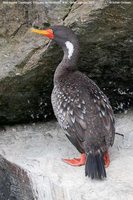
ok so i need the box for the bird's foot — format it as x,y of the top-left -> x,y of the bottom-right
63,153 -> 86,166
103,151 -> 110,168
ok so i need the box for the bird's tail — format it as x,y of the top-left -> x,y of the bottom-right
85,150 -> 106,179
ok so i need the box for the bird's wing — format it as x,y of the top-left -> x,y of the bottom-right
88,80 -> 115,146
63,80 -> 115,151
57,87 -> 88,153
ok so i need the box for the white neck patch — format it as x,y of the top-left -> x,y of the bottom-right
65,41 -> 74,59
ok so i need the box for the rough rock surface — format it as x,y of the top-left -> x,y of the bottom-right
0,110 -> 133,200
0,0 -> 133,124
0,155 -> 34,200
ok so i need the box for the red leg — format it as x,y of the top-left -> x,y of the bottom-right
63,153 -> 86,166
103,151 -> 110,168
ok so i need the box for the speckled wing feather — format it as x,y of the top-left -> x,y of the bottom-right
64,95 -> 88,152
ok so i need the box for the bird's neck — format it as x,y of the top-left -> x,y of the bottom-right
54,40 -> 79,83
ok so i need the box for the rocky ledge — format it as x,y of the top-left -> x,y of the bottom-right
0,110 -> 133,199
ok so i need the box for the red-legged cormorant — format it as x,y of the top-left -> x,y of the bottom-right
31,26 -> 115,179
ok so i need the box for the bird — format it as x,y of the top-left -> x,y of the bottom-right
31,25 -> 115,179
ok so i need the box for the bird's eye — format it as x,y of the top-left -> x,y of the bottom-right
42,22 -> 51,28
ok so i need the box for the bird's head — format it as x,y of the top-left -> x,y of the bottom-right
31,25 -> 75,41
31,25 -> 79,59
